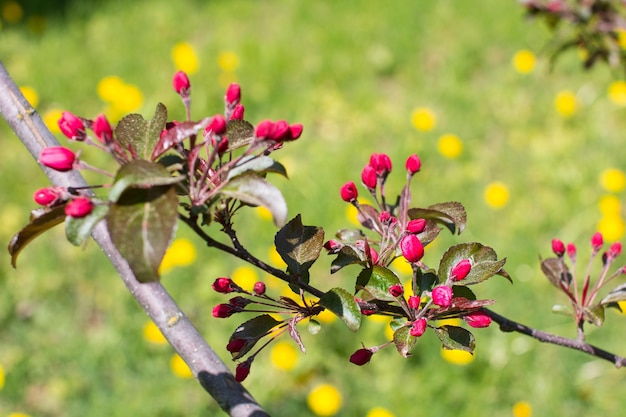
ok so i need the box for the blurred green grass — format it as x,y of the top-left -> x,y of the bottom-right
1,0 -> 626,416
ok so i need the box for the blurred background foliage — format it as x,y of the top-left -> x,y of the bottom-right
1,0 -> 626,416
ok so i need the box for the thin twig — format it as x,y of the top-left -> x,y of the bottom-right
0,61 -> 269,417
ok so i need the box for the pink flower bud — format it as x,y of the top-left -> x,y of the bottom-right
406,218 -> 426,234
432,285 -> 453,308
324,239 -> 343,253
58,111 -> 86,141
389,284 -> 404,298
255,120 -> 275,139
361,164 -> 377,190
270,120 -> 290,141
205,114 -> 227,136
235,359 -> 252,382
463,311 -> 492,328
172,71 -> 190,94
212,303 -> 238,318
253,281 -> 266,295
92,114 -> 113,144
410,318 -> 427,337
349,348 -> 373,366
609,242 -> 622,259
340,181 -> 358,203
226,338 -> 246,353
231,104 -> 245,120
64,197 -> 94,218
369,246 -> 379,265
225,83 -> 241,105
591,232 -> 604,252
212,277 -> 237,293
451,259 -> 472,281
408,295 -> 420,309
405,154 -> 421,175
287,123 -> 303,140
400,234 -> 424,263
379,211 -> 397,225
567,243 -> 577,260
39,146 -> 76,172
551,238 -> 565,257
211,135 -> 229,155
369,153 -> 392,177
33,187 -> 61,206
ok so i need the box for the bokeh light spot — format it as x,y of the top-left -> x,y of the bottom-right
484,181 -> 510,209
2,1 -> 23,23
217,51 -> 240,72
231,265 -> 259,292
598,195 -> 622,216
608,81 -> 626,106
43,108 -> 64,134
512,401 -> 533,417
512,49 -> 536,74
600,168 -> 626,192
19,86 -> 38,108
554,90 -> 578,118
598,215 -> 625,241
366,407 -> 396,417
160,238 -> 197,274
170,354 -> 193,378
441,348 -> 474,365
143,320 -> 168,345
172,42 -> 199,74
307,383 -> 343,416
437,133 -> 463,159
411,107 -> 436,132
270,341 -> 299,370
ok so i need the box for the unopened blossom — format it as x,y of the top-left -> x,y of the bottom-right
349,348 -> 374,366
406,218 -> 426,234
340,181 -> 358,203
464,311 -> 492,328
591,232 -> 604,252
65,197 -> 94,218
212,277 -> 237,293
405,154 -> 421,175
92,114 -> 113,144
451,259 -> 472,281
432,285 -> 453,308
389,284 -> 404,298
33,187 -> 61,206
235,359 -> 252,382
58,111 -> 86,141
226,338 -> 246,353
212,303 -> 239,318
253,281 -> 266,295
369,153 -> 392,177
410,318 -> 427,337
225,82 -> 241,105
400,234 -> 424,263
172,71 -> 190,94
551,238 -> 565,257
39,146 -> 76,172
361,164 -> 377,190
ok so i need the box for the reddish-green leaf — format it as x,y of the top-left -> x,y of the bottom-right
330,245 -> 366,274
408,201 -> 466,235
109,159 -> 183,203
357,265 -> 402,302
434,325 -> 475,353
584,305 -> 605,326
225,119 -> 255,151
151,117 -> 211,160
229,314 -> 283,360
438,242 -> 509,285
115,103 -> 168,160
541,257 -> 572,290
319,287 -> 361,331
227,155 -> 287,180
274,214 -> 324,276
393,326 -> 417,358
65,203 -> 109,246
220,175 -> 287,227
356,203 -> 383,234
8,205 -> 66,268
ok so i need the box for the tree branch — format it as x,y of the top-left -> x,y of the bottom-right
0,61 -> 269,417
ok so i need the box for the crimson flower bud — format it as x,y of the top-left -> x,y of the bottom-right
408,295 -> 420,309
58,111 -> 86,141
432,285 -> 453,308
451,259 -> 472,281
33,187 -> 61,206
463,311 -> 492,328
410,318 -> 427,337
406,218 -> 426,234
591,232 -> 604,252
205,114 -> 227,136
225,83 -> 241,105
609,242 -> 622,259
400,234 -> 424,263
340,181 -> 358,203
369,247 -> 379,265
65,197 -> 94,218
369,153 -> 392,177
349,348 -> 373,366
231,104 -> 245,120
212,303 -> 238,318
253,281 -> 266,295
255,120 -> 275,139
389,284 -> 404,298
361,164 -> 377,190
39,146 -> 76,172
405,154 -> 421,175
212,277 -> 237,293
92,114 -> 113,144
567,243 -> 577,260
211,135 -> 229,155
287,123 -> 303,140
226,338 -> 246,353
172,71 -> 190,94
551,238 -> 565,257
235,359 -> 252,382
324,239 -> 343,253
270,120 -> 290,141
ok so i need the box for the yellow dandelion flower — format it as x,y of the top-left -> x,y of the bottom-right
598,195 -> 622,216
160,238 -> 197,274
384,320 -> 395,341
317,308 -> 337,323
600,168 -> 626,192
617,29 -> 626,49
217,51 -> 240,72
441,348 -> 474,365
270,341 -> 299,371
366,407 -> 396,417
512,50 -> 536,74
608,81 -> 626,106
97,76 -> 126,103
307,383 -> 343,416
19,86 -> 39,108
43,108 -> 64,134
438,318 -> 462,327
27,15 -> 46,34
598,215 -> 625,241
0,362 -> 4,390
256,206 -> 273,221
232,265 -> 259,292
112,83 -> 144,113
218,71 -> 239,89
346,198 -> 372,226
269,246 -> 287,269
8,414 -> 32,417
143,320 -> 168,345
172,42 -> 199,75
390,256 -> 413,276
484,181 -> 510,209
437,133 -> 463,159
554,90 -> 578,118
2,1 -> 23,23
618,300 -> 626,313
170,353 -> 193,378
512,401 -> 533,417
411,107 -> 437,132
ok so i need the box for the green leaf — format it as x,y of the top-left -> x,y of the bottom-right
335,228 -> 366,243
115,103 -> 168,160
274,214 -> 324,276
106,180 -> 179,283
319,287 -> 361,331
540,257 -> 572,290
437,242 -> 508,285
307,319 -> 322,335
601,283 -> 626,305
229,314 -> 282,360
330,245 -> 366,274
434,325 -> 475,353
65,203 -> 109,246
393,326 -> 417,358
8,205 -> 66,268
151,117 -> 211,160
220,175 -> 287,227
109,159 -> 184,203
583,305 -> 605,327
225,119 -> 255,151
227,155 -> 288,180
357,265 -> 401,302
408,201 -> 466,235
552,304 -> 574,317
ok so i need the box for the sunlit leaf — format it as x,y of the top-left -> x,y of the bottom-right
319,287 -> 361,331
408,201 -> 466,235
274,214 -> 324,276
330,245 -> 365,274
601,283 -> 626,305
434,325 -> 475,353
438,242 -> 508,285
583,305 -> 605,327
220,175 -> 287,227
65,203 -> 109,246
225,119 -> 255,151
541,257 -> 572,290
108,159 -> 184,203
115,103 -> 168,160
357,265 -> 401,302
393,326 -> 417,358
229,314 -> 282,360
227,155 -> 287,180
